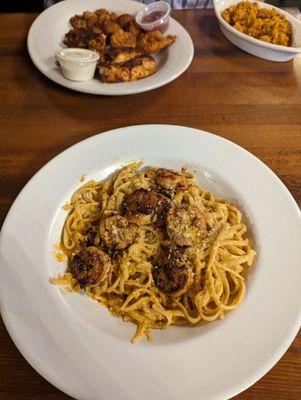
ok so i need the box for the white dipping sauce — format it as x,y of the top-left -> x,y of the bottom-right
57,48 -> 100,81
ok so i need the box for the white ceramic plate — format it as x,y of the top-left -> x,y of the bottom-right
1,125 -> 301,400
27,0 -> 193,95
214,0 -> 301,62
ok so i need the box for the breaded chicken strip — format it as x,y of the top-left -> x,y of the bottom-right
102,20 -> 121,36
70,9 -> 117,29
110,28 -> 137,48
105,47 -> 142,64
116,14 -> 141,38
70,13 -> 100,29
138,30 -> 176,53
64,28 -> 106,56
99,55 -> 157,83
116,14 -> 134,28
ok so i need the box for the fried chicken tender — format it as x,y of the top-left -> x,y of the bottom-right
127,22 -> 142,38
138,30 -> 176,53
94,9 -> 118,24
64,28 -> 106,54
116,14 -> 141,38
88,36 -> 106,56
99,56 -> 157,83
105,48 -> 142,64
95,8 -> 110,19
70,9 -> 118,30
102,20 -> 121,35
70,15 -> 91,29
107,11 -> 118,21
167,205 -> 207,246
70,13 -> 101,30
153,247 -> 194,298
99,215 -> 137,250
117,14 -> 134,28
110,28 -> 137,48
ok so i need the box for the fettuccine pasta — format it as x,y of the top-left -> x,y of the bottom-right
52,163 -> 256,343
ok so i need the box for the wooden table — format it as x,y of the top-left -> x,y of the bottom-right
0,10 -> 300,400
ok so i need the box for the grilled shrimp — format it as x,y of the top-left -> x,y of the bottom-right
152,247 -> 194,297
99,215 -> 137,250
70,246 -> 111,289
121,188 -> 172,226
155,168 -> 192,190
167,205 -> 207,246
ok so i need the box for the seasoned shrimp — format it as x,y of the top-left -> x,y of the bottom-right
155,168 -> 192,190
121,188 -> 172,226
152,247 -> 194,297
167,205 -> 207,246
70,246 -> 111,289
99,215 -> 137,250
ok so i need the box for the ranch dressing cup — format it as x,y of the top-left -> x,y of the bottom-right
57,48 -> 100,81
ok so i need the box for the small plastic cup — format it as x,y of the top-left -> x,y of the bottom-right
56,48 -> 100,81
135,1 -> 171,34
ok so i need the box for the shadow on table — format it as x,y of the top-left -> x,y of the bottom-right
13,39 -> 172,126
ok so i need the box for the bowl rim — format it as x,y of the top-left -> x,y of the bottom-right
213,0 -> 301,53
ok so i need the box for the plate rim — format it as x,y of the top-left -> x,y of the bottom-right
1,124 -> 301,400
27,0 -> 194,96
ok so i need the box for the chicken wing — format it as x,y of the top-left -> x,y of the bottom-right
138,30 -> 176,53
99,55 -> 157,83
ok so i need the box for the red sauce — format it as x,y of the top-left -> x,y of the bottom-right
140,10 -> 169,33
141,10 -> 166,23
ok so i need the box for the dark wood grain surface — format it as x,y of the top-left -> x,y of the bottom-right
0,10 -> 300,400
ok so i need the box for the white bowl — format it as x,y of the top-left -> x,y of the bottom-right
213,0 -> 301,61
